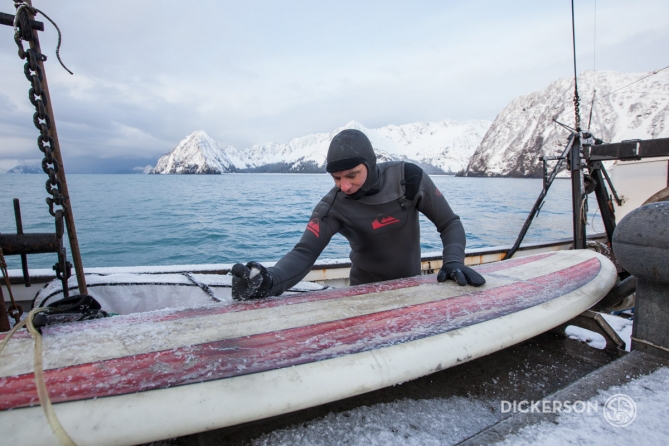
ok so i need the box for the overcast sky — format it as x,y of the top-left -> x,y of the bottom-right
1,0 -> 668,173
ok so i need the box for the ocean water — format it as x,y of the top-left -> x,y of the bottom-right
0,174 -> 604,270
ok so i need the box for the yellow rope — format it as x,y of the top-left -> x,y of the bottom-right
0,307 -> 77,445
0,318 -> 26,356
25,307 -> 77,446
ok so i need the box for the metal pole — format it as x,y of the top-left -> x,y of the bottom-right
13,198 -> 31,286
0,285 -> 10,332
570,133 -> 586,249
23,1 -> 87,294
503,134 -> 575,259
589,162 -> 617,243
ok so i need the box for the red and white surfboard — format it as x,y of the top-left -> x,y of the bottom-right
0,250 -> 616,446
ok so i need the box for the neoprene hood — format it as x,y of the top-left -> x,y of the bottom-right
326,129 -> 379,198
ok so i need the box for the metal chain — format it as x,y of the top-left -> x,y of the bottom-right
14,3 -> 70,218
53,210 -> 72,298
13,2 -> 72,295
573,88 -> 581,133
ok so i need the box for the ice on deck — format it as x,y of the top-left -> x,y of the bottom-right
251,351 -> 667,446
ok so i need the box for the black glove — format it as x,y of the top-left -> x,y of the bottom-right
437,262 -> 486,287
231,261 -> 273,301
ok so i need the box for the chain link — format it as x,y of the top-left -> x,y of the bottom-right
13,1 -> 72,295
14,3 -> 69,218
573,90 -> 581,132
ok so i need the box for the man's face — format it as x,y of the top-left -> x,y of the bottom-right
331,164 -> 368,195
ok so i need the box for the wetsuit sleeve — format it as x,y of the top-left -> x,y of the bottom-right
414,173 -> 466,264
267,200 -> 341,295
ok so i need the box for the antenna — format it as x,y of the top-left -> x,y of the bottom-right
571,0 -> 581,132
587,0 -> 597,131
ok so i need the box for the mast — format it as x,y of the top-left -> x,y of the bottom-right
570,0 -> 586,250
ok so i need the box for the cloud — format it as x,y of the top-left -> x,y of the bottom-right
1,0 -> 667,173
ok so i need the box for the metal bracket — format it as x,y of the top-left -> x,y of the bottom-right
0,11 -> 44,30
552,310 -> 627,355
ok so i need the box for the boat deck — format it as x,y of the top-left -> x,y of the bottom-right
157,330 -> 663,445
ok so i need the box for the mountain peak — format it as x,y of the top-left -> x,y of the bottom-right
154,70 -> 669,177
189,129 -> 210,139
152,119 -> 492,175
465,69 -> 669,177
152,130 -> 232,174
340,121 -> 366,131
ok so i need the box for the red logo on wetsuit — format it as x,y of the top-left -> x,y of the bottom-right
371,215 -> 400,230
306,217 -> 320,237
435,187 -> 442,196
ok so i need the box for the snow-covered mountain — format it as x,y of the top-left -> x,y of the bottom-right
133,165 -> 154,174
465,70 -> 669,177
151,131 -> 238,174
6,164 -> 42,174
152,120 -> 491,175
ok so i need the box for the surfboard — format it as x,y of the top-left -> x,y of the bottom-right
0,250 -> 617,446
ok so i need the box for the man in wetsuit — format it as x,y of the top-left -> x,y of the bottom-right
231,129 -> 485,300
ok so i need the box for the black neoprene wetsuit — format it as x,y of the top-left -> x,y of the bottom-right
267,161 -> 466,295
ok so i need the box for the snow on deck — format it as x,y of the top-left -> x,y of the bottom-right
492,367 -> 669,446
253,397 -> 501,445
248,365 -> 669,445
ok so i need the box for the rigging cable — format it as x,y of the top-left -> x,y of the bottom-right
586,0 -> 597,132
571,0 -> 581,132
592,65 -> 669,103
557,64 -> 669,135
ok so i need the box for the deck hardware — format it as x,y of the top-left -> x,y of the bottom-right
13,199 -> 30,286
183,272 -> 222,302
0,11 -> 43,30
503,134 -> 576,259
553,309 -> 627,354
0,249 -> 23,330
613,202 -> 669,359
